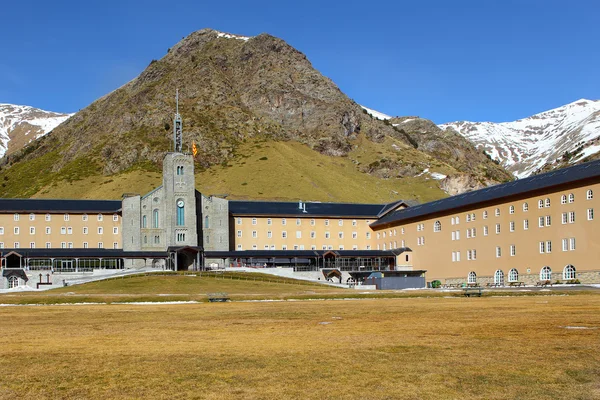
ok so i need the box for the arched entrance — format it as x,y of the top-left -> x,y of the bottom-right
168,246 -> 202,271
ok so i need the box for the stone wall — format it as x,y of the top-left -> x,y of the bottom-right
444,269 -> 600,286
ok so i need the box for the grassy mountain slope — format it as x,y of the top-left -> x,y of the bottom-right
0,29 -> 512,202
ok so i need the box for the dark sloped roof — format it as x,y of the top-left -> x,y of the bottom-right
0,248 -> 166,258
372,159 -> 600,228
229,200 -> 407,218
0,199 -> 122,213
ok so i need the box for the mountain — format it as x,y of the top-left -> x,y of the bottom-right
441,99 -> 600,178
0,29 -> 511,201
0,103 -> 71,158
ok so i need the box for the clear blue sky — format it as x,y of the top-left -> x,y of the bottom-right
1,0 -> 598,124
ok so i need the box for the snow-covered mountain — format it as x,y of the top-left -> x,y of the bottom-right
441,99 -> 600,178
0,103 -> 72,158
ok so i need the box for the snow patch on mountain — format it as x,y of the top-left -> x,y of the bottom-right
441,99 -> 600,178
0,103 -> 72,158
216,31 -> 251,41
360,105 -> 391,120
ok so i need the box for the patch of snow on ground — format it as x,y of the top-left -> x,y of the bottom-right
430,172 -> 447,180
216,31 -> 250,41
360,105 -> 391,120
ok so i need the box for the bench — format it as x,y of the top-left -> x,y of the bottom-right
463,287 -> 484,297
486,283 -> 502,288
536,280 -> 552,287
508,281 -> 525,287
207,292 -> 230,302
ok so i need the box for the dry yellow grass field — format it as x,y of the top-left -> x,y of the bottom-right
1,294 -> 599,399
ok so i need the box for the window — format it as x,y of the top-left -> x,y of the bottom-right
30,242 -> 35,248
14,242 -> 20,248
97,214 -> 103,221
45,227 -> 51,234
237,230 -> 242,238
452,231 -> 456,241
451,217 -> 455,225
46,242 -> 51,248
236,218 -> 242,225
455,216 -> 460,224
562,238 -> 568,252
282,219 -> 287,226
113,242 -> 118,249
456,251 -> 460,261
68,242 -> 73,249
113,214 -> 118,221
538,200 -> 544,209
30,227 -> 35,235
8,276 -> 19,288
494,270 -> 505,285
352,232 -> 357,239
468,271 -> 477,284
471,228 -> 476,237
562,212 -> 568,224
142,215 -> 147,228
366,232 -> 371,239
456,230 -> 460,240
546,240 -> 552,253
561,195 -> 567,204
176,166 -> 184,175
509,205 -> 515,214
153,209 -> 159,228
496,247 -> 501,258
588,208 -> 594,220
484,226 -> 489,236
466,229 -> 471,239
482,211 -> 488,219
176,232 -> 186,242
98,227 -> 103,234
510,244 -> 516,256
0,227 -> 3,235
67,227 -> 72,235
495,208 -> 500,217
60,227 -> 66,234
29,213 -> 35,221
98,242 -> 104,249
296,218 -> 301,226
495,224 -> 501,234
466,250 -> 471,260
466,214 -> 471,223
338,232 -> 344,239
569,211 -> 575,223
540,266 -> 552,281
267,231 -> 272,238
324,220 -> 329,226
267,218 -> 272,225
14,227 -> 19,235
510,221 -> 515,232
452,252 -> 456,262
45,214 -> 51,221
570,237 -> 576,251
282,231 -> 287,238
237,244 -> 243,250
545,198 -> 551,207
352,220 -> 357,227
538,217 -> 545,228
296,231 -> 301,239
563,265 -> 576,280
338,219 -> 343,226
434,220 -> 441,232
83,227 -> 88,234
471,213 -> 475,221
539,241 -> 545,253
14,213 -> 19,221
252,218 -> 257,225
587,190 -> 593,200
568,193 -> 574,203
523,219 -> 529,230
325,232 -> 330,239
546,216 -> 551,226
176,201 -> 185,226
508,268 -> 519,282
523,202 -> 528,212
154,236 -> 160,244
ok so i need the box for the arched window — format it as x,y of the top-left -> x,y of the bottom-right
434,220 -> 442,232
545,198 -> 551,207
495,208 -> 500,216
483,211 -> 488,219
563,265 -> 576,280
494,270 -> 505,285
142,215 -> 147,228
509,205 -> 515,214
538,200 -> 544,209
153,209 -> 159,228
561,195 -> 567,204
383,243 -> 386,250
468,271 -> 477,284
144,235 -> 147,244
568,193 -> 574,203
176,200 -> 185,226
587,190 -> 593,200
204,215 -> 209,228
540,266 -> 552,281
508,268 -> 519,282
8,276 -> 19,288
523,202 -> 528,212
176,166 -> 184,175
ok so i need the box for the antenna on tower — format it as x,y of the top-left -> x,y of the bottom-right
173,89 -> 182,153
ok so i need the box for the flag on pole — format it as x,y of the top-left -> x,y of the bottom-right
192,141 -> 198,157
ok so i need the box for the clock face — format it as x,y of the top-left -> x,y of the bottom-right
177,200 -> 184,207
